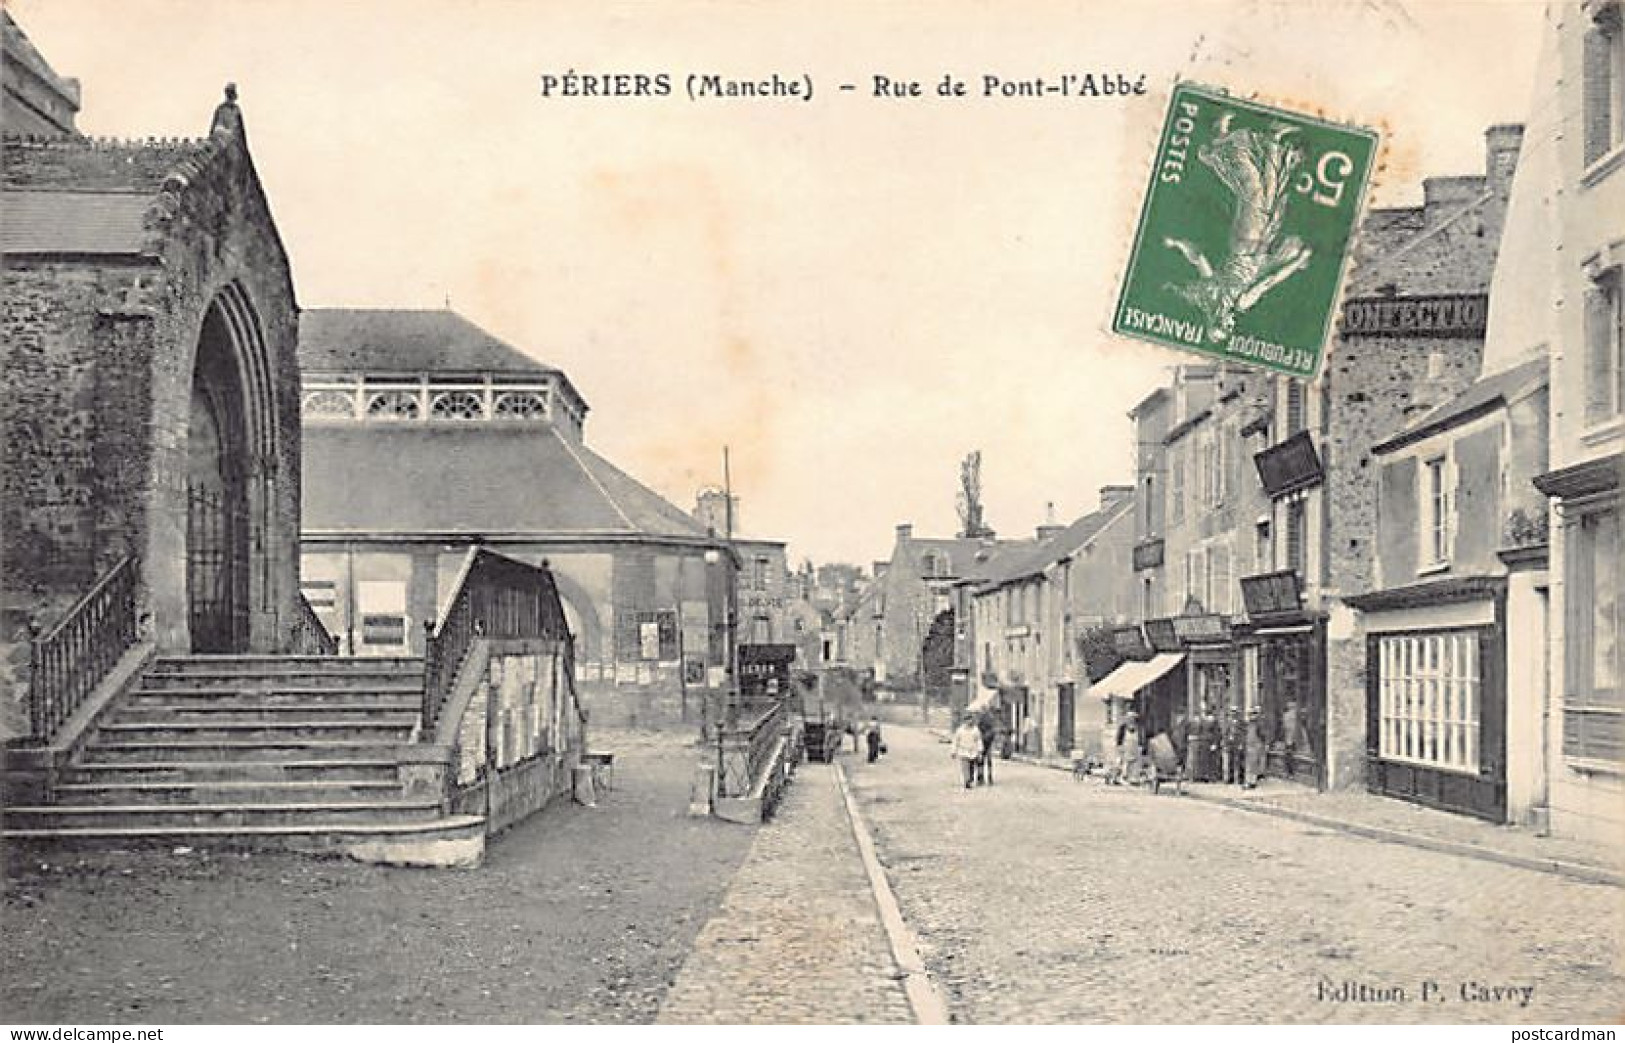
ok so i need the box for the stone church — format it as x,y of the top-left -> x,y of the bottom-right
2,13 -> 303,733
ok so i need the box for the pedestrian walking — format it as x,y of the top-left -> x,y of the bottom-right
866,716 -> 883,763
1115,710 -> 1144,785
1243,708 -> 1266,789
951,714 -> 983,789
975,709 -> 997,786
1221,705 -> 1244,784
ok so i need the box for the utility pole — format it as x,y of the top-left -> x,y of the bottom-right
723,445 -> 739,728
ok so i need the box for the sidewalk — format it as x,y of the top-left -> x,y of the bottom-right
1184,778 -> 1623,887
655,762 -> 917,1025
999,742 -> 1622,888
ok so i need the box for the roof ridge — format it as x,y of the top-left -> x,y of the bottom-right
547,427 -> 636,531
1,133 -> 211,150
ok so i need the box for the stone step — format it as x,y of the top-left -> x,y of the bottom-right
4,799 -> 446,831
62,759 -> 402,784
113,702 -> 420,723
0,815 -> 487,867
138,675 -> 424,694
94,720 -> 416,743
51,779 -> 404,805
150,655 -> 423,677
80,739 -> 406,764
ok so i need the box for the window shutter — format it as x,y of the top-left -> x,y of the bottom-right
1586,284 -> 1615,423
1214,544 -> 1232,615
1286,381 -> 1306,435
1583,25 -> 1614,166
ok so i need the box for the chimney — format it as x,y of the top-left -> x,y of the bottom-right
1099,484 -> 1135,509
895,522 -> 913,542
872,561 -> 889,578
1484,123 -> 1524,196
1423,175 -> 1485,222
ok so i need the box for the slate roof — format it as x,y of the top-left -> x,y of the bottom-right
909,537 -> 1038,580
1371,355 -> 1548,454
978,497 -> 1135,591
301,422 -> 712,542
0,189 -> 155,255
301,308 -> 556,375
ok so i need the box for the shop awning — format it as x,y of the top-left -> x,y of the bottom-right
1092,653 -> 1186,699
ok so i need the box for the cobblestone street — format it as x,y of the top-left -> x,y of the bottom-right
657,762 -> 915,1024
845,726 -> 1625,1024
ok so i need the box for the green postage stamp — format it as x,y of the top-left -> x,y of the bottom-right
1113,83 -> 1378,380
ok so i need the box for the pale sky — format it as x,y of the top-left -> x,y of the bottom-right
9,0 -> 1546,567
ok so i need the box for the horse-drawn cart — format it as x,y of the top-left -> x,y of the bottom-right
802,716 -> 843,762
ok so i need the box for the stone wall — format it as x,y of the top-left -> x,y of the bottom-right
2,114 -> 302,655
450,639 -> 584,834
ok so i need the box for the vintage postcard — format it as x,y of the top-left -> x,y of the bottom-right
1,0 -> 1621,1032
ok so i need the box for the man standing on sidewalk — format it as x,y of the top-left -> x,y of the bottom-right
952,714 -> 983,789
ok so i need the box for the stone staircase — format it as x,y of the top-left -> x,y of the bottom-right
3,655 -> 484,863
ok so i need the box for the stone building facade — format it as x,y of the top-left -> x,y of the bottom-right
1519,0 -> 1625,844
1350,358 -> 1549,822
873,524 -> 1032,689
2,77 -> 303,682
1313,124 -> 1525,790
969,487 -> 1136,761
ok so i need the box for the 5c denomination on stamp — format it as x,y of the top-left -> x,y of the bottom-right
1113,82 -> 1378,380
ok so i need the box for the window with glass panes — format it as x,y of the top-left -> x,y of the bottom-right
1583,268 -> 1624,425
1284,496 -> 1307,573
1377,629 -> 1482,772
1565,506 -> 1623,765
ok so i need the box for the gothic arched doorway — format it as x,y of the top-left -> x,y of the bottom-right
186,299 -> 253,652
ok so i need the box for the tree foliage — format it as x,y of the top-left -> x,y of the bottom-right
957,450 -> 993,539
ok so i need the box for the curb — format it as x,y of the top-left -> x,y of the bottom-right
833,763 -> 951,1026
1184,790 -> 1625,889
1004,749 -> 1623,890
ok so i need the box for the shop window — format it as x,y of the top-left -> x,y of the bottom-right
1565,507 -> 1623,766
1376,630 -> 1482,773
1584,268 -> 1624,425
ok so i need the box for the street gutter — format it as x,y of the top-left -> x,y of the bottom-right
833,763 -> 951,1026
